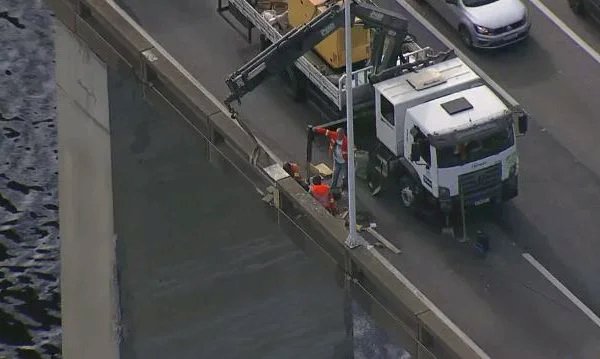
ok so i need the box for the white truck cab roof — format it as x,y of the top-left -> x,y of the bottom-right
373,56 -> 481,113
407,85 -> 509,137
373,56 -> 510,156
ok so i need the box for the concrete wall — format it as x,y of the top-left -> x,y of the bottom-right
56,19 -> 119,359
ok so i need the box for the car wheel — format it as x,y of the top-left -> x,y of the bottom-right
568,0 -> 585,15
459,25 -> 473,47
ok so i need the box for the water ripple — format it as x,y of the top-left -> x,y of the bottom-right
0,0 -> 60,357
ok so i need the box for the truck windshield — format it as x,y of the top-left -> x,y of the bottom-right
436,125 -> 514,168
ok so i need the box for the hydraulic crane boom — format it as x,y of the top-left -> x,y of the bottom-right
224,0 -> 408,113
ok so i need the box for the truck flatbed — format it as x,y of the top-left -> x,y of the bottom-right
218,0 -> 430,116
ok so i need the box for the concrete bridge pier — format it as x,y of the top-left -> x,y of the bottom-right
56,18 -> 120,359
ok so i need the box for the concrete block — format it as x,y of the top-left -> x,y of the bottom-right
263,163 -> 290,182
311,162 -> 333,177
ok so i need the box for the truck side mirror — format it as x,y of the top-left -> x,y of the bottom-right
512,109 -> 528,136
517,115 -> 528,135
410,143 -> 420,162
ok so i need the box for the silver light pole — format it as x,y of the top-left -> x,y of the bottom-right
344,0 -> 360,249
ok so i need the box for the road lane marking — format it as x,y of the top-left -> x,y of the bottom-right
367,247 -> 491,358
522,253 -> 600,328
365,227 -> 402,254
527,0 -> 600,64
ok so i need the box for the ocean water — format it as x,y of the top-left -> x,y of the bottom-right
0,0 -> 61,358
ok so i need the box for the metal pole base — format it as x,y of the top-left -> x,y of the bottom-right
441,226 -> 455,239
345,233 -> 364,249
457,235 -> 469,243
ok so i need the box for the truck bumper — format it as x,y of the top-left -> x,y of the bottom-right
439,175 -> 519,212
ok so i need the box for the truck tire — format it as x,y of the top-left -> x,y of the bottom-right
367,157 -> 383,195
400,178 -> 418,208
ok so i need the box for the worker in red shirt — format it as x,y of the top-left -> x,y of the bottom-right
309,175 -> 336,213
313,127 -> 348,190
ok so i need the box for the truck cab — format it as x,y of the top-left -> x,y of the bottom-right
372,56 -> 526,213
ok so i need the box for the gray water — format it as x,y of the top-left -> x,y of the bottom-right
0,0 -> 61,358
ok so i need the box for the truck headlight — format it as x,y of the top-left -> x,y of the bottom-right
475,25 -> 491,35
439,186 -> 450,199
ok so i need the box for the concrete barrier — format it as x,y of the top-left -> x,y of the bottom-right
49,0 -> 489,357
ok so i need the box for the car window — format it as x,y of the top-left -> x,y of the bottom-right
462,0 -> 500,7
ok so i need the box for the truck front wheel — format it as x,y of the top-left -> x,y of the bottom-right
400,180 -> 418,208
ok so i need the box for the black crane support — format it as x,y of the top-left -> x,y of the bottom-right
368,48 -> 455,84
223,0 -> 409,114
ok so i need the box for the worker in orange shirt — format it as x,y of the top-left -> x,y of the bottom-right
309,175 -> 336,213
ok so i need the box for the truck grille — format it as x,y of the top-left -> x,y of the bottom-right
459,163 -> 501,200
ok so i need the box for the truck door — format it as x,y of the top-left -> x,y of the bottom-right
376,93 -> 400,155
409,126 -> 434,191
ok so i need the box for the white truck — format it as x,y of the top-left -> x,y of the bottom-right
367,57 -> 526,219
220,0 -> 528,230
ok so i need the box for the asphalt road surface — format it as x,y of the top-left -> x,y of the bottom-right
115,0 -> 600,357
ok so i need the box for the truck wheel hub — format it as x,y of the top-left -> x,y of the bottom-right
401,187 -> 415,207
